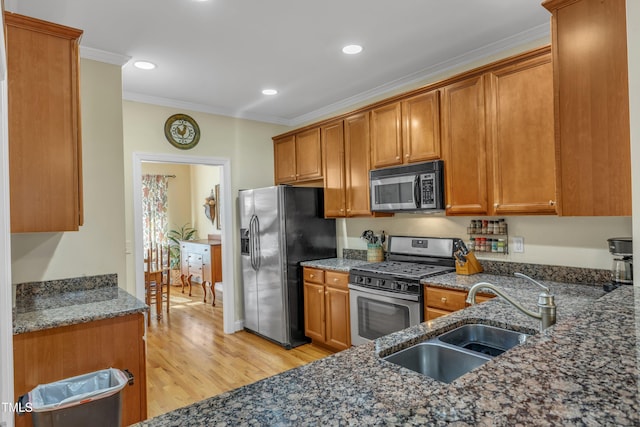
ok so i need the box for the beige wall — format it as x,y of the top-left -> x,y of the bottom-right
191,164 -> 221,238
122,101 -> 288,303
339,216 -> 631,270
11,59 -> 127,287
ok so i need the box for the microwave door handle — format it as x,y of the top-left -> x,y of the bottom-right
414,174 -> 421,208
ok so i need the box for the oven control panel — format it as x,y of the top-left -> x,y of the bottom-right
349,273 -> 421,295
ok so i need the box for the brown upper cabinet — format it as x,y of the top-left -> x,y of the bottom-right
543,0 -> 631,216
441,75 -> 489,215
273,127 -> 322,184
322,113 -> 374,218
442,47 -> 555,216
486,51 -> 556,215
6,13 -> 84,232
370,90 -> 441,169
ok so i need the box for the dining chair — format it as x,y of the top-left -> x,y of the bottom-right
144,244 -> 171,325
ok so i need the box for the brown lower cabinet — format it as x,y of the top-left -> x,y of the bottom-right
13,313 -> 147,427
424,285 -> 494,320
303,267 -> 351,351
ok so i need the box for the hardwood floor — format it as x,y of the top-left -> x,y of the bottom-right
145,285 -> 334,418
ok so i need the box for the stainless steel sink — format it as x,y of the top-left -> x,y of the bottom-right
383,324 -> 530,383
437,324 -> 529,357
383,341 -> 490,384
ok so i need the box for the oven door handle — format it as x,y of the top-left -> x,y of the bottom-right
348,283 -> 420,302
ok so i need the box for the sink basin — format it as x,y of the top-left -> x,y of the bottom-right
383,341 -> 490,384
437,324 -> 529,357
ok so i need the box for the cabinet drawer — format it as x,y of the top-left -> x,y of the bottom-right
324,271 -> 349,289
425,286 -> 467,311
304,267 -> 325,284
425,306 -> 453,321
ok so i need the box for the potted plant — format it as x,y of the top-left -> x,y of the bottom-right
167,223 -> 197,284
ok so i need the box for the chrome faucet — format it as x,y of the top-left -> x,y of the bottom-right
465,273 -> 557,332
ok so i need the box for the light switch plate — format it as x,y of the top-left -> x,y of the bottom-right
512,236 -> 524,253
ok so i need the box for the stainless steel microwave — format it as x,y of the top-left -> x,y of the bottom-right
370,160 -> 445,212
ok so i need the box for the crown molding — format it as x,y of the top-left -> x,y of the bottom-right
80,46 -> 131,67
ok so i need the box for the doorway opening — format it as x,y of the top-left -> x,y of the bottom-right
132,152 -> 235,333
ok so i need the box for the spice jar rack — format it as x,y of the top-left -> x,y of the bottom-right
467,219 -> 508,254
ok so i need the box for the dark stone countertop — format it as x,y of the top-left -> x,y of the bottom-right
134,270 -> 639,426
13,274 -> 147,334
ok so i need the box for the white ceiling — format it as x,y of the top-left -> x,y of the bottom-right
5,0 -> 550,126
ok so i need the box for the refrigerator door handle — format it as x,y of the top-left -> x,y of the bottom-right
253,215 -> 261,270
249,215 -> 257,270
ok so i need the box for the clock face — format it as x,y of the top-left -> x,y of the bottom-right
164,114 -> 200,149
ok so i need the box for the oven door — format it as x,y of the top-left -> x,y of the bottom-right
348,284 -> 422,346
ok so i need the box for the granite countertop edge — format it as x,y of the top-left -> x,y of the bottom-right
13,288 -> 148,335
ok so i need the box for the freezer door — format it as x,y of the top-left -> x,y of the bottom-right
252,186 -> 288,345
239,190 -> 259,332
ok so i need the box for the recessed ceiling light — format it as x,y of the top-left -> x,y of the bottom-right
262,89 -> 278,95
133,60 -> 156,70
342,45 -> 363,55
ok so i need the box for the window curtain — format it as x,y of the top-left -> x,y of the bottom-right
142,174 -> 169,251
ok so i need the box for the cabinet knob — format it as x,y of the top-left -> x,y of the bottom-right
333,278 -> 338,282
441,297 -> 447,303
325,291 -> 328,295
310,274 -> 315,278
494,203 -> 499,208
405,153 -> 409,158
549,200 -> 556,206
317,289 -> 322,294
395,156 -> 400,160
445,204 -> 451,209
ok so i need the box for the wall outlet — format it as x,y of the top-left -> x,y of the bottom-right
512,236 -> 524,253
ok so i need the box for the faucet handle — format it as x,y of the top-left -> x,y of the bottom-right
514,272 -> 551,294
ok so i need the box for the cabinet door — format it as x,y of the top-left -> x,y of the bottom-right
402,90 -> 441,163
441,75 -> 489,215
322,121 -> 347,217
543,0 -> 631,216
273,135 -> 296,184
6,13 -> 84,232
325,286 -> 351,350
13,314 -> 147,427
344,112 -> 372,217
295,127 -> 323,181
370,102 -> 403,169
213,244 -> 222,283
487,53 -> 557,215
303,282 -> 326,342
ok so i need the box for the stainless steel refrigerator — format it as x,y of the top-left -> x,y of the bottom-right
239,185 -> 336,348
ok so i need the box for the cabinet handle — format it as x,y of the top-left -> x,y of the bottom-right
441,297 -> 447,303
549,200 -> 556,206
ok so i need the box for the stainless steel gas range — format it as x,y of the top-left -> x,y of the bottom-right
349,236 -> 457,345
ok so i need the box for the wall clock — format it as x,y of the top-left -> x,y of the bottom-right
164,114 -> 201,149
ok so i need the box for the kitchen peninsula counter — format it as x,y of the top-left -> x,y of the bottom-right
135,274 -> 638,425
13,273 -> 147,334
